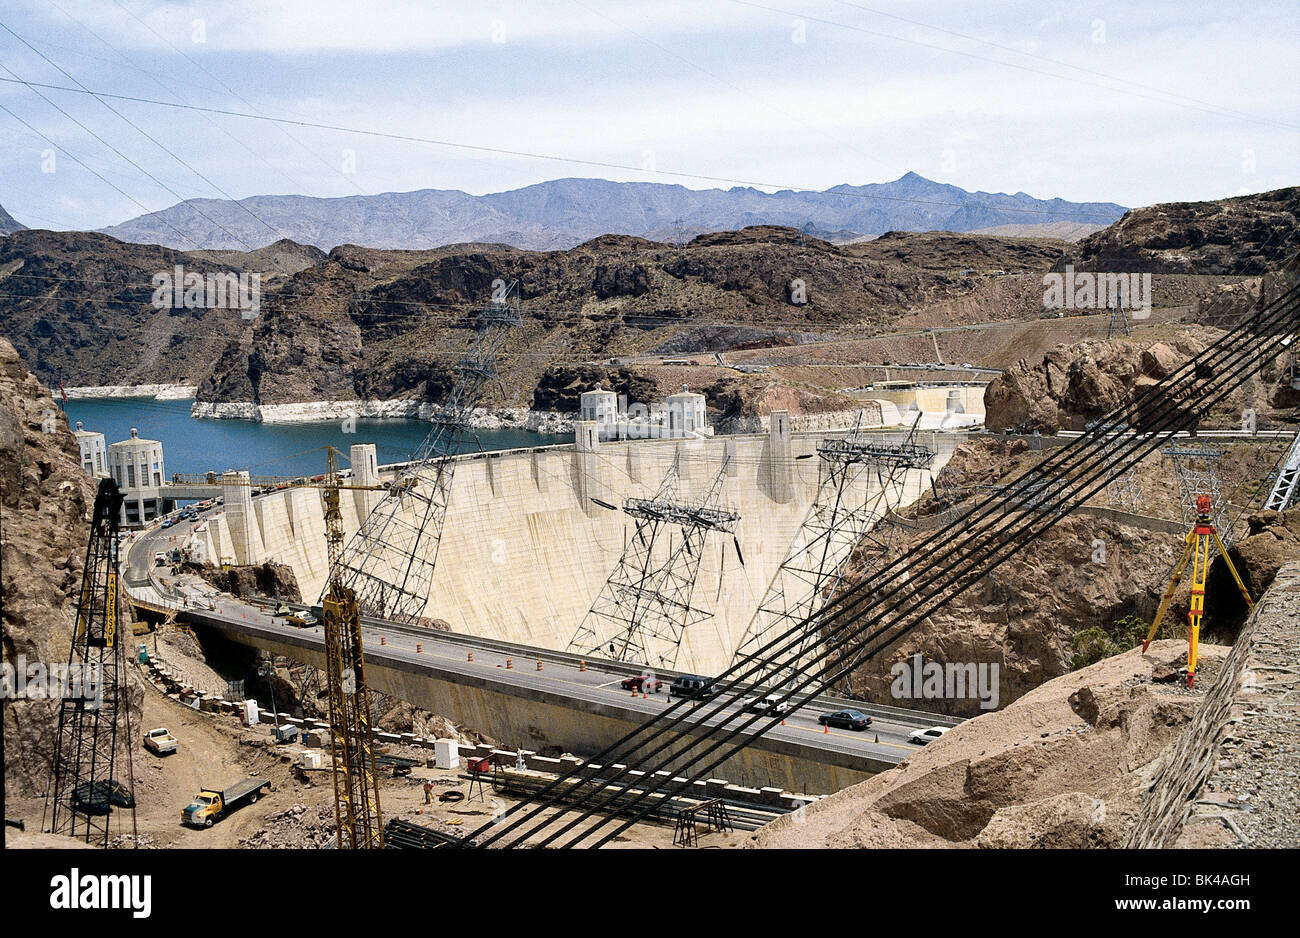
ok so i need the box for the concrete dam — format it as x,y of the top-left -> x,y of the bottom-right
181,413 -> 962,675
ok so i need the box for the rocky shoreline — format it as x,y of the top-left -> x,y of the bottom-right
57,383 -> 197,400
190,399 -> 577,433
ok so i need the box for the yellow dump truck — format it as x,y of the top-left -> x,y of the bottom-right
181,777 -> 270,828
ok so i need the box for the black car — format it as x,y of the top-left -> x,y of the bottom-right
818,709 -> 872,730
669,675 -> 715,700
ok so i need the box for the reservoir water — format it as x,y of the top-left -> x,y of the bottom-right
62,398 -> 570,478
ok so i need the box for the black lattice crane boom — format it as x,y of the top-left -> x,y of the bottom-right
320,445 -> 384,848
44,477 -> 138,846
332,286 -> 521,624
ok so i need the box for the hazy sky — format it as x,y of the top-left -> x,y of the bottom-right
1,0 -> 1296,231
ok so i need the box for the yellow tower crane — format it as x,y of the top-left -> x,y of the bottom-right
1142,494 -> 1253,687
320,445 -> 385,848
172,448 -> 388,845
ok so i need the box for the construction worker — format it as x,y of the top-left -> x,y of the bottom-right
423,780 -> 433,804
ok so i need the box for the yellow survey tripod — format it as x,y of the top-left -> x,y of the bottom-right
1142,495 -> 1253,687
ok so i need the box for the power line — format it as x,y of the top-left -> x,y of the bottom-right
465,284 -> 1298,846
0,75 -> 1127,221
731,0 -> 1298,133
1,23 -> 288,248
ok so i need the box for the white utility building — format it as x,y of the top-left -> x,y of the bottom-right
72,421 -> 108,478
107,427 -> 171,525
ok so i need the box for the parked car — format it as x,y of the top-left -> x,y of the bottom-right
143,727 -> 178,755
159,518 -> 174,529
620,674 -> 663,692
743,693 -> 790,716
669,675 -> 715,700
908,726 -> 949,745
818,709 -> 872,730
286,612 -> 318,628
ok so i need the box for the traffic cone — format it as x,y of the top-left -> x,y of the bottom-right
416,642 -> 422,653
537,658 -> 543,671
380,636 -> 386,645
505,657 -> 512,669
823,722 -> 829,733
874,734 -> 879,744
579,660 -> 586,672
467,651 -> 473,662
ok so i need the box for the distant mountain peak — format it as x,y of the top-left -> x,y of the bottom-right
97,176 -> 1126,253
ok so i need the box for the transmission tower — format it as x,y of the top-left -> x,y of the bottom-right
45,478 -> 137,846
567,452 -> 740,671
1107,304 -> 1131,338
1090,420 -> 1144,512
1263,430 -> 1300,511
1163,443 -> 1232,542
321,446 -> 384,848
333,285 -> 520,623
730,417 -> 935,685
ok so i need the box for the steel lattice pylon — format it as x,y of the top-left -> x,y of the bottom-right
568,453 -> 740,670
1263,430 -> 1300,511
332,288 -> 520,623
1089,421 -> 1145,512
44,478 -> 137,846
730,418 -> 935,685
321,446 -> 384,848
1163,443 -> 1232,542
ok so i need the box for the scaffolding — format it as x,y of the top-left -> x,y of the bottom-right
568,452 -> 740,670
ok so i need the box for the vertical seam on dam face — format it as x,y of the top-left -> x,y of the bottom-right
230,429 -> 957,676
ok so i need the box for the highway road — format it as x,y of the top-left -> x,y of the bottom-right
124,511 -> 958,773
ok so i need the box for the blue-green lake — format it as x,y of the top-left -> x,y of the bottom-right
62,398 -> 569,478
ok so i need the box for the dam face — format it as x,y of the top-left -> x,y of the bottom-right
192,420 -> 960,674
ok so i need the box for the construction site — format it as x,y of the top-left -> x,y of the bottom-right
3,251 -> 1298,856
2,14 -> 1299,923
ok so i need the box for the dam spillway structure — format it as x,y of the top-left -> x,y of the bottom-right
567,448 -> 741,671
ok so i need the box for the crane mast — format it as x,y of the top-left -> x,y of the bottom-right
320,445 -> 384,848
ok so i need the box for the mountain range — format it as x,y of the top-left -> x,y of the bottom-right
95,173 -> 1125,252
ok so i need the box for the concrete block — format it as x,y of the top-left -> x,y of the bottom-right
434,739 -> 460,770
759,786 -> 785,806
529,755 -> 562,773
298,750 -> 323,769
